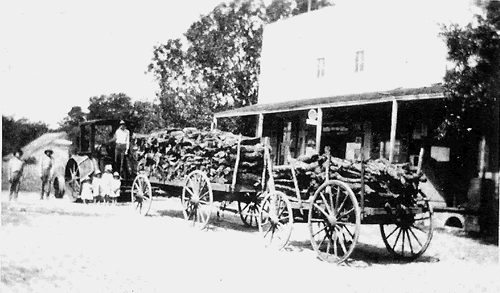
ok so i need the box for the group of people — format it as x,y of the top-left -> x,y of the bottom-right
7,120 -> 130,202
79,164 -> 121,204
8,148 -> 55,201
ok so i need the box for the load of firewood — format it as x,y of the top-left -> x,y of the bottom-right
133,128 -> 424,207
133,128 -> 265,187
273,153 -> 425,207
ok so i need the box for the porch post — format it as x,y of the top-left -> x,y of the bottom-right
211,117 -> 217,131
389,100 -> 398,163
315,108 -> 323,154
256,113 -> 264,138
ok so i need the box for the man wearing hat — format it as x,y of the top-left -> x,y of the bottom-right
8,149 -> 24,201
40,149 -> 55,199
113,120 -> 130,176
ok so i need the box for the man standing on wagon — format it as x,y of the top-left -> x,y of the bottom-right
113,120 -> 130,176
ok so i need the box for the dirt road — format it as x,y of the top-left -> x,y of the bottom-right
1,191 -> 498,293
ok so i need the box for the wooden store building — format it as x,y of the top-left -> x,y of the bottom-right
214,1 -> 498,228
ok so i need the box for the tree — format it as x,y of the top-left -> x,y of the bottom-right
266,0 -> 334,23
439,15 -> 500,140
87,93 -> 135,122
148,0 -> 335,133
2,116 -> 49,156
440,2 -> 500,236
132,100 -> 165,134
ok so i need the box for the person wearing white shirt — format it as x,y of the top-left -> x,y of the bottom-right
113,120 -> 130,175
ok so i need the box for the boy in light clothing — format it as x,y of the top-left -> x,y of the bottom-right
110,172 -> 121,204
101,164 -> 114,204
92,170 -> 103,204
80,176 -> 93,204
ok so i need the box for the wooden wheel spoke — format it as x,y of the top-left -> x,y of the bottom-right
408,226 -> 424,248
391,228 -> 403,251
332,229 -> 338,257
196,209 -> 205,223
185,187 -> 195,198
319,192 -> 334,215
313,224 -> 328,237
341,224 -> 354,241
411,223 -> 427,233
336,194 -> 349,214
406,229 -> 414,255
313,203 -> 330,219
335,186 -> 340,209
317,226 -> 329,249
339,207 -> 354,218
338,229 -> 348,255
401,228 -> 406,255
385,225 -> 399,239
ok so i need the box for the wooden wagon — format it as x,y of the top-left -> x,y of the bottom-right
257,142 -> 434,264
129,133 -> 268,230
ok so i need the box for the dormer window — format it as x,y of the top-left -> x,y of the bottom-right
355,51 -> 364,72
317,58 -> 326,78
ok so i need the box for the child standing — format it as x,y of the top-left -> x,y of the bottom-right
110,172 -> 121,204
80,176 -> 93,204
92,170 -> 103,204
101,164 -> 114,205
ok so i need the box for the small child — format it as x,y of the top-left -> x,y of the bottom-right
92,170 -> 103,204
80,176 -> 93,204
109,172 -> 121,204
101,164 -> 114,204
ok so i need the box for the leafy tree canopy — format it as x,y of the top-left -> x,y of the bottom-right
2,116 -> 49,156
148,0 -> 334,133
439,2 -> 500,141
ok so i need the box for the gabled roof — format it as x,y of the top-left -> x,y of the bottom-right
215,85 -> 444,118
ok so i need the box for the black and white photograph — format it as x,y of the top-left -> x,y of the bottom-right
1,0 -> 499,292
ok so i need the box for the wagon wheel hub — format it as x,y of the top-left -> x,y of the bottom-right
269,214 -> 279,225
190,195 -> 200,205
327,215 -> 337,226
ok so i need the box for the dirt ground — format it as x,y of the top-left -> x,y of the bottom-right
1,191 -> 499,293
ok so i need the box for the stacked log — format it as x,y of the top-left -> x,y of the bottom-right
134,128 -> 424,207
273,154 -> 425,207
133,128 -> 265,187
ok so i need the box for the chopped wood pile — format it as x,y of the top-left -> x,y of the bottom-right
133,128 -> 265,187
273,153 -> 425,207
133,128 -> 424,207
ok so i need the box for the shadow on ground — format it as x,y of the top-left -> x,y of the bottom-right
286,239 -> 440,267
154,208 -> 259,233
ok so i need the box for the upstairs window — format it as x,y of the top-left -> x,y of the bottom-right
355,50 -> 364,72
317,58 -> 326,78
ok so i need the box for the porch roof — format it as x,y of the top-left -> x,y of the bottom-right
214,85 -> 444,118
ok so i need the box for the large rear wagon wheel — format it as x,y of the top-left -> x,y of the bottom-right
258,191 -> 293,250
182,170 -> 213,229
131,174 -> 153,216
380,193 -> 433,260
308,180 -> 361,264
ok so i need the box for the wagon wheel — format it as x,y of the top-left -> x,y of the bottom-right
131,174 -> 153,216
182,170 -> 213,229
258,191 -> 293,249
380,192 -> 433,260
238,192 -> 262,228
308,180 -> 361,264
65,163 -> 81,199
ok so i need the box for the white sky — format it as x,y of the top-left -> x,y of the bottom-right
0,0 -> 224,129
